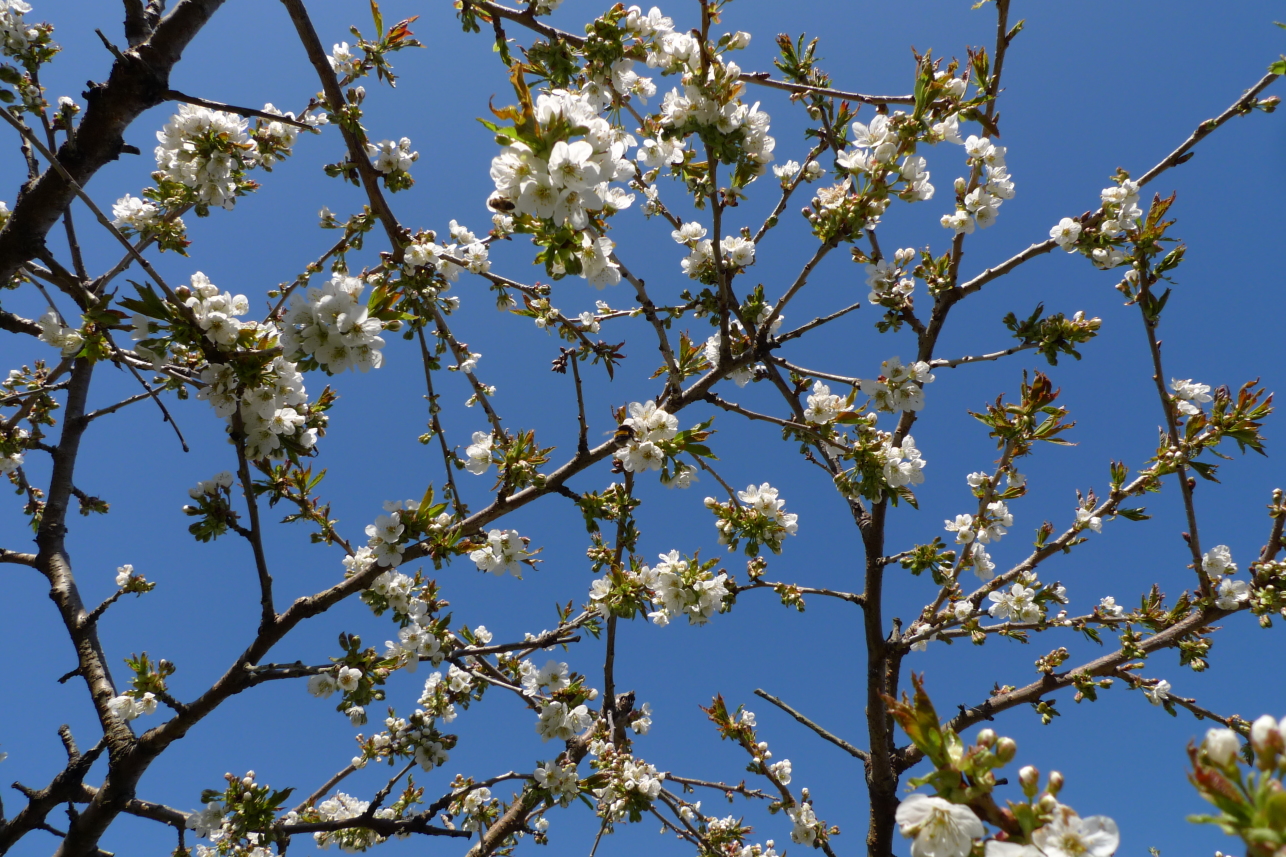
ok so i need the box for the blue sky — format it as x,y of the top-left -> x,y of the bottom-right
2,1 -> 1284,855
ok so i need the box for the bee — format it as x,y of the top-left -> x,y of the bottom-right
610,423 -> 637,445
486,191 -> 516,213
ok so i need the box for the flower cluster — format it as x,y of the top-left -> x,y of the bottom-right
366,137 -> 418,176
1171,378 -> 1213,416
700,304 -> 783,387
705,483 -> 799,556
941,135 -> 1014,234
281,273 -> 386,373
881,435 -> 927,490
644,549 -> 731,626
865,248 -> 918,307
534,760 -> 581,805
154,105 -> 257,210
591,746 -> 665,822
404,221 -> 491,282
36,309 -> 82,356
674,224 -> 757,283
469,529 -> 532,577
614,400 -> 678,472
804,380 -> 848,425
1202,545 -> 1251,611
107,691 -> 158,722
488,86 -> 636,286
311,792 -> 396,852
861,356 -> 935,413
838,113 -> 934,201
536,699 -> 594,741
197,354 -> 317,460
643,25 -> 776,187
110,193 -> 185,248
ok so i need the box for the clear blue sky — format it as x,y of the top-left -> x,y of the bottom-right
2,1 -> 1284,855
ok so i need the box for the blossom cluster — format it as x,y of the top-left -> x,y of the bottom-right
153,105 -> 258,210
469,528 -> 532,577
310,792 -> 396,851
861,356 -> 935,413
534,760 -> 581,805
865,247 -> 918,307
705,482 -> 799,556
107,691 -> 158,722
404,220 -> 491,283
896,792 -> 1118,857
645,549 -> 731,626
700,304 -> 783,387
640,15 -> 776,186
536,699 -> 594,741
838,113 -> 934,202
36,309 -> 82,356
940,135 -> 1015,234
591,745 -> 665,822
280,273 -> 387,373
488,87 -> 636,286
614,400 -> 679,472
197,353 -> 317,460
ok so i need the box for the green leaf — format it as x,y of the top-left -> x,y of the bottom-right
1271,58 -> 1286,75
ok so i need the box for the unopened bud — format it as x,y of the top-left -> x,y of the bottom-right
1047,771 -> 1064,795
995,736 -> 1017,764
954,177 -> 967,194
1249,714 -> 1284,767
1018,764 -> 1039,797
1202,727 -> 1240,768
1036,794 -> 1058,813
976,728 -> 996,748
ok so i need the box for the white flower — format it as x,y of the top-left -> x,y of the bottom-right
336,666 -> 363,693
787,803 -> 819,846
1076,507 -> 1102,533
308,673 -> 338,698
1215,577 -> 1250,611
895,794 -> 984,857
1098,596 -> 1124,618
328,42 -> 362,77
1171,378 -> 1213,416
720,235 -> 755,268
1031,806 -> 1119,857
469,529 -> 531,577
1201,544 -> 1236,576
804,380 -> 845,424
115,564 -> 134,587
768,759 -> 792,784
1143,679 -> 1171,706
1050,217 -> 1082,250
536,701 -> 593,741
988,584 -> 1039,623
464,431 -> 494,475
366,137 -> 418,174
945,513 -> 975,544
